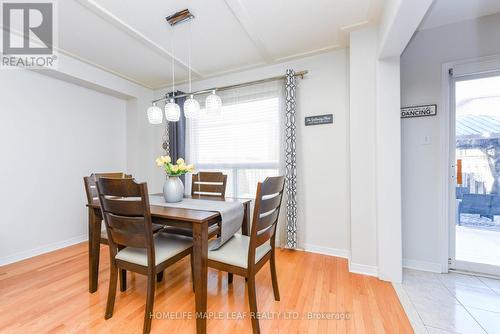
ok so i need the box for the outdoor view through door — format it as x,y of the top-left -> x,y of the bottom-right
454,73 -> 500,274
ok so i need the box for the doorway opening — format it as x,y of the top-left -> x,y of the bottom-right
450,71 -> 500,276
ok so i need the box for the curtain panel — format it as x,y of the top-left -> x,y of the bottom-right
284,69 -> 298,249
162,91 -> 187,182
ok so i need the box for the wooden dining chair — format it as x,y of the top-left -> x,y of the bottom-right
84,173 -> 164,290
96,178 -> 193,334
191,171 -> 228,198
207,176 -> 285,334
84,173 -> 131,245
162,171 -> 228,239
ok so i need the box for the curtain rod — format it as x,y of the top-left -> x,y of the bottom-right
152,70 -> 308,103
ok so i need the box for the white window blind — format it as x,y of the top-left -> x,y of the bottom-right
186,80 -> 283,199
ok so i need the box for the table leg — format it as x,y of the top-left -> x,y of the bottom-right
242,202 -> 250,236
89,208 -> 101,293
192,222 -> 208,334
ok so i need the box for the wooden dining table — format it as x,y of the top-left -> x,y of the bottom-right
86,195 -> 251,334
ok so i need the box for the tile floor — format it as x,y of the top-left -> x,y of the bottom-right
400,269 -> 500,334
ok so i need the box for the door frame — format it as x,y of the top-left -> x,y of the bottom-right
442,54 -> 500,274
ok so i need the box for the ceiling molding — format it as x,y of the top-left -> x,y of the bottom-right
223,0 -> 273,63
153,45 -> 345,91
340,20 -> 370,31
1,24 -> 155,89
57,48 -> 156,89
153,60 -> 268,91
273,45 -> 343,62
74,0 -> 203,77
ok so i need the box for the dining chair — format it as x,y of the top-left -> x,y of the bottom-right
84,173 -> 132,245
160,171 -> 228,285
162,171 -> 227,239
206,176 -> 285,334
191,171 -> 228,198
96,177 -> 193,334
84,173 -> 164,290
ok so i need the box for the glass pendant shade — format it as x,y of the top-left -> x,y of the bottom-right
164,98 -> 180,122
184,95 -> 201,119
205,90 -> 222,114
147,104 -> 163,124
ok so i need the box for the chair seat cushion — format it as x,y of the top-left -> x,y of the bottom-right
115,234 -> 192,267
208,234 -> 271,269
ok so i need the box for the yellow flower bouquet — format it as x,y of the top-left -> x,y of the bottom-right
155,156 -> 195,177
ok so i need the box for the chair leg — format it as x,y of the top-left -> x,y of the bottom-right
228,272 -> 233,284
190,253 -> 195,292
270,251 -> 280,301
143,272 -> 156,334
105,262 -> 118,319
156,271 -> 164,283
247,275 -> 260,334
217,222 -> 222,238
119,269 -> 127,292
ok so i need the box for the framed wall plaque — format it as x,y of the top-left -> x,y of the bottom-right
305,114 -> 334,126
401,104 -> 437,118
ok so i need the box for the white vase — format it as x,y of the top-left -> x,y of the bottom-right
163,176 -> 184,203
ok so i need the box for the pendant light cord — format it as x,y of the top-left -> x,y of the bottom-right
188,22 -> 192,93
171,29 -> 175,98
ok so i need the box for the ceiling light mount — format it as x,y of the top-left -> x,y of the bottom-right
166,9 -> 195,26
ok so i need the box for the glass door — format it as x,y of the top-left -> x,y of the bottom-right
451,71 -> 500,276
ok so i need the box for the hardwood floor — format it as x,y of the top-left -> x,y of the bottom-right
0,243 -> 412,333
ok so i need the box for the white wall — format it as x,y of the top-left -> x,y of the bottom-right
376,56 -> 402,282
126,97 -> 162,190
401,14 -> 500,271
347,0 -> 432,282
0,69 -> 127,264
145,51 -> 351,256
349,27 -> 379,275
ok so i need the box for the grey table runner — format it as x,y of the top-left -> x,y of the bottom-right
148,195 -> 244,250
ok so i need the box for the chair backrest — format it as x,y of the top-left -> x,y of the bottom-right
191,171 -> 228,199
248,176 -> 285,265
83,172 -> 132,205
96,178 -> 155,264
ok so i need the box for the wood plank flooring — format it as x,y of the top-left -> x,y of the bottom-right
0,243 -> 412,333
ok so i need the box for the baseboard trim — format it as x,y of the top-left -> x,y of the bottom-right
348,261 -> 378,277
302,244 -> 350,258
403,258 -> 443,273
288,244 -> 378,277
392,282 -> 427,333
0,234 -> 88,266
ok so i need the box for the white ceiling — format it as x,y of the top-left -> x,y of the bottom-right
419,0 -> 500,31
57,0 -> 384,89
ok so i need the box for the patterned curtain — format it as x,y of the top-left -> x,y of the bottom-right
162,91 -> 186,182
285,69 -> 297,249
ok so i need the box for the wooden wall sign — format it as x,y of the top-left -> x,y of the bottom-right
305,114 -> 333,126
401,104 -> 437,118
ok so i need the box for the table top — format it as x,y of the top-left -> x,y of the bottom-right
87,194 -> 251,223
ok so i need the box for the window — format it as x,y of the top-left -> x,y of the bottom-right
186,81 -> 283,198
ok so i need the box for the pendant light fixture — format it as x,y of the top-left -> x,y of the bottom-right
205,90 -> 222,115
164,29 -> 180,122
147,103 -> 163,124
184,21 -> 200,119
147,9 -> 225,124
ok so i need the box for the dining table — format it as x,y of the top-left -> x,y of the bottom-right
86,194 -> 251,334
